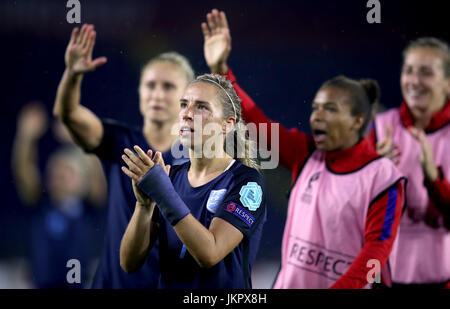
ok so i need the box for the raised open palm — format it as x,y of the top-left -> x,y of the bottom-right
17,102 -> 48,140
65,24 -> 107,74
202,9 -> 231,74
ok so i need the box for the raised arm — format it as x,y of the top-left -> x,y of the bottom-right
12,103 -> 48,206
202,9 -> 315,177
53,24 -> 107,151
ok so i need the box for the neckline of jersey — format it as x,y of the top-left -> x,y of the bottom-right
324,138 -> 380,174
399,99 -> 450,133
184,159 -> 238,190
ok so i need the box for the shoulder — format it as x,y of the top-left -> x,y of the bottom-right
228,162 -> 266,211
376,107 -> 400,119
215,162 -> 267,232
374,107 -> 401,125
229,161 -> 265,187
430,123 -> 450,138
366,156 -> 402,178
368,157 -> 406,196
373,108 -> 403,139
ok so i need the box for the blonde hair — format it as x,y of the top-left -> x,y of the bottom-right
141,52 -> 195,83
191,73 -> 260,171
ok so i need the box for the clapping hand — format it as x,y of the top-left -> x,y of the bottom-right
376,124 -> 401,165
121,146 -> 171,206
409,127 -> 438,182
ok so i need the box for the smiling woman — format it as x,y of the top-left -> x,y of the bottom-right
370,37 -> 450,288
400,38 -> 450,128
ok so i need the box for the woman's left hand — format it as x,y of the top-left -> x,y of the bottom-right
121,146 -> 171,182
409,127 -> 438,182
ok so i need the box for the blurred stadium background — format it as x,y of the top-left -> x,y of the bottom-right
0,0 -> 448,288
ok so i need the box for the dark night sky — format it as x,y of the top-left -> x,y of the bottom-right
1,0 -> 448,258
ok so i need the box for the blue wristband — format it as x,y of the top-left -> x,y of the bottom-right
137,164 -> 190,226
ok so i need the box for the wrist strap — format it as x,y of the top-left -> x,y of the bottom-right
137,164 -> 190,226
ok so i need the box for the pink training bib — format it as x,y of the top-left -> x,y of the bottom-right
375,108 -> 450,284
274,150 -> 403,289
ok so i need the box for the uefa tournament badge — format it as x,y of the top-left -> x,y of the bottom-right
239,182 -> 262,211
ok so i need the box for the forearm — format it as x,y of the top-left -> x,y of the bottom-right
331,241 -> 390,289
137,165 -> 239,268
11,133 -> 41,205
54,68 -> 83,118
53,69 -> 103,150
173,215 -> 221,268
120,202 -> 157,273
210,62 -> 228,75
224,68 -> 315,174
136,168 -> 217,266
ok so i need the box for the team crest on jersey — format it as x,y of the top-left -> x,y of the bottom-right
206,189 -> 227,213
239,182 -> 262,211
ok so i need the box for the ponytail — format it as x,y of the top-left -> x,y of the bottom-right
359,79 -> 380,106
225,121 -> 260,171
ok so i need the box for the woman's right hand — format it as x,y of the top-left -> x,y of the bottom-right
122,146 -> 171,207
65,24 -> 107,75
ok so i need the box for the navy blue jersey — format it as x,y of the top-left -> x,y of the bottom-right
90,119 -> 187,288
157,160 -> 266,289
28,197 -> 90,289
